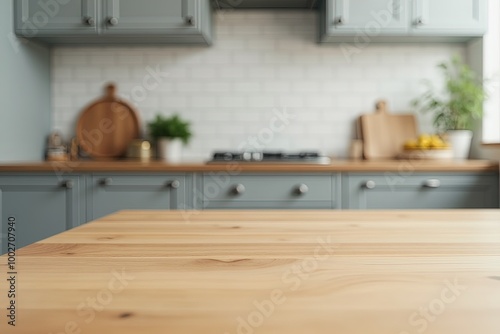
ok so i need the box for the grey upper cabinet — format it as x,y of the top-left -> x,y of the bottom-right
14,0 -> 213,45
320,0 -> 488,42
14,0 -> 97,36
102,0 -> 198,35
324,0 -> 409,35
0,175 -> 83,254
411,0 -> 487,36
88,174 -> 189,220
342,173 -> 499,210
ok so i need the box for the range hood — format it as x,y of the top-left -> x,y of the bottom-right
214,0 -> 318,9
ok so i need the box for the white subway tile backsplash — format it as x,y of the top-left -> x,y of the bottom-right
176,81 -> 202,93
51,10 -> 464,160
248,66 -> 276,79
218,96 -> 247,108
203,81 -> 232,93
232,52 -> 262,65
277,66 -> 305,80
247,95 -> 275,108
190,95 -> 218,108
233,82 -> 262,93
73,67 -> 103,80
190,67 -> 218,79
292,81 -> 321,93
161,95 -> 187,108
60,82 -> 87,94
59,55 -> 88,66
263,81 -> 291,93
53,67 -> 72,80
219,66 -> 247,79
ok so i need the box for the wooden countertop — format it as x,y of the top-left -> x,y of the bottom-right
0,159 -> 497,173
3,210 -> 500,334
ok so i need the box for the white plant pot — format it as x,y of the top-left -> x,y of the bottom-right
157,138 -> 183,163
446,130 -> 473,160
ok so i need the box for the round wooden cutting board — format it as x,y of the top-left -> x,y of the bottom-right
76,84 -> 141,160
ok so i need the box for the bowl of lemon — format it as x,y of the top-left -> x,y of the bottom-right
399,134 -> 454,160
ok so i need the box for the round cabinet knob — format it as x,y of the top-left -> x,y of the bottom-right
296,184 -> 309,195
336,16 -> 345,25
416,17 -> 424,25
185,15 -> 195,26
108,17 -> 119,26
364,180 -> 376,189
63,180 -> 74,189
233,184 -> 245,195
100,178 -> 113,186
423,179 -> 441,188
85,16 -> 95,26
169,180 -> 180,189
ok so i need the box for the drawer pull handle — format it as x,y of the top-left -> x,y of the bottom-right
364,180 -> 376,189
335,16 -> 346,25
186,15 -> 195,25
296,184 -> 309,195
233,184 -> 245,195
108,17 -> 119,26
169,180 -> 180,189
62,180 -> 74,189
84,16 -> 95,26
415,17 -> 426,26
423,179 -> 441,188
100,178 -> 113,186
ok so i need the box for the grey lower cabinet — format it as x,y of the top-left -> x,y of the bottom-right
87,174 -> 190,220
201,174 -> 341,209
342,173 -> 499,209
1,170 -> 498,253
14,0 -> 213,45
0,174 -> 84,254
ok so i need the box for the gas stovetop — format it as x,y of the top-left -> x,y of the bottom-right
208,151 -> 331,165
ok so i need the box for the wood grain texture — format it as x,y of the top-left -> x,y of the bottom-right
76,84 -> 140,160
1,210 -> 500,334
361,101 -> 418,159
0,159 -> 497,173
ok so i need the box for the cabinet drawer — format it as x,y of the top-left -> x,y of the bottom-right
202,174 -> 334,209
343,173 -> 499,209
0,174 -> 83,253
88,174 -> 187,220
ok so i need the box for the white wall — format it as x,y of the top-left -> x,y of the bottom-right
468,0 -> 500,160
52,10 -> 465,161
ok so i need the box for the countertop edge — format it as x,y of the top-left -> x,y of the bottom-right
0,160 -> 497,173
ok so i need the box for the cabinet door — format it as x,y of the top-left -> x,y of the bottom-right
15,0 -> 97,36
0,175 -> 82,254
411,0 -> 487,35
101,0 -> 198,35
89,175 -> 186,220
326,0 -> 409,34
343,173 -> 499,210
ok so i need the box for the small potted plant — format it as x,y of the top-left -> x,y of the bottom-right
148,114 -> 192,163
412,56 -> 486,159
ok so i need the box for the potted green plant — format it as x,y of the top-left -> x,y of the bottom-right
148,114 -> 192,163
412,56 -> 486,159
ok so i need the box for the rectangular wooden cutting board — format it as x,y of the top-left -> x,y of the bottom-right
360,100 -> 418,159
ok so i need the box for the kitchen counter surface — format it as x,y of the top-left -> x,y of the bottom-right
4,210 -> 500,334
0,159 -> 498,173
